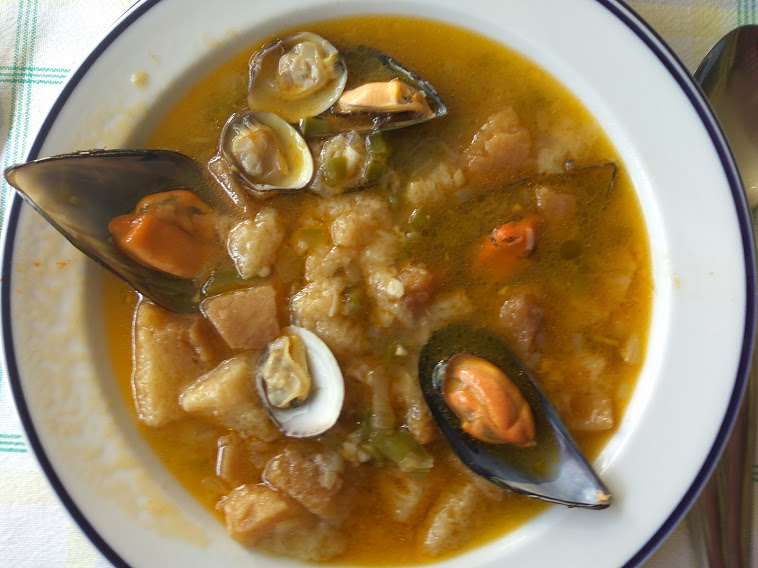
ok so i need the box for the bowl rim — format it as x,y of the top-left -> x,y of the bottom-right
1,0 -> 755,566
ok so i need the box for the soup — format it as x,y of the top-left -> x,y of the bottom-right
104,15 -> 651,564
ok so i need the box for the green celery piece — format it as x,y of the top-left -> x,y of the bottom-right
363,159 -> 385,182
369,429 -> 434,472
299,116 -> 329,137
408,206 -> 431,228
323,155 -> 348,186
343,285 -> 364,317
367,131 -> 390,156
202,269 -> 252,296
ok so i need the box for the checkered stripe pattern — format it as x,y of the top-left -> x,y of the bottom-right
0,4 -> 131,566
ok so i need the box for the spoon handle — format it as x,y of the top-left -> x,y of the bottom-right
689,24 -> 758,568
688,362 -> 755,567
728,374 -> 755,566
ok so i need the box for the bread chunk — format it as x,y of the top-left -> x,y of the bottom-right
263,447 -> 345,519
180,354 -> 281,442
132,300 -> 222,427
423,482 -> 486,555
221,484 -> 302,545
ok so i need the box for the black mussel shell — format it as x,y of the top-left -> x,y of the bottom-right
304,46 -> 447,136
419,323 -> 611,509
3,149 -> 224,313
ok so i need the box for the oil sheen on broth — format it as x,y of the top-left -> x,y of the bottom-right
103,16 -> 651,564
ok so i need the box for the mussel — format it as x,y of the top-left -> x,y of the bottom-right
299,45 -> 448,136
419,323 -> 612,509
3,150 -> 223,313
256,325 -> 345,437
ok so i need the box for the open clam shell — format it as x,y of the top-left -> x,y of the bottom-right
419,322 -> 611,509
219,110 -> 315,197
248,32 -> 348,123
3,150 -> 217,313
256,325 -> 345,438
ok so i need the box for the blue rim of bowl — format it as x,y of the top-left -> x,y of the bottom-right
1,1 -> 754,566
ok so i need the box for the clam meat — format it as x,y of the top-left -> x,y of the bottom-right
256,325 -> 345,438
258,329 -> 311,408
419,322 -> 612,509
219,110 -> 314,197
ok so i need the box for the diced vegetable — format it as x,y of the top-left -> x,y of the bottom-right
387,191 -> 404,213
108,189 -> 217,278
403,230 -> 422,247
323,156 -> 348,186
367,131 -> 390,156
202,269 -> 253,296
294,226 -> 326,249
408,206 -> 431,229
369,428 -> 434,472
299,116 -> 329,137
273,243 -> 305,283
560,239 -> 582,260
363,159 -> 385,182
343,285 -> 364,317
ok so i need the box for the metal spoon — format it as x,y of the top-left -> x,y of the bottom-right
688,25 -> 758,568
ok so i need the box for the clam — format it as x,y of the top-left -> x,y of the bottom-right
419,323 -> 612,509
248,32 -> 348,123
3,149 -> 223,313
219,110 -> 314,197
256,325 -> 345,437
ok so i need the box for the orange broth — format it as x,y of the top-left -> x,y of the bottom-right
103,15 -> 650,564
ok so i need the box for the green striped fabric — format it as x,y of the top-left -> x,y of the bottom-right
0,1 -> 752,567
0,432 -> 27,453
739,0 -> 758,24
0,3 -> 133,566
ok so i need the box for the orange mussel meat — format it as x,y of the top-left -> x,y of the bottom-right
441,353 -> 536,447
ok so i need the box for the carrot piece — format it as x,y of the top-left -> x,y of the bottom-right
108,189 -> 217,278
472,217 -> 538,281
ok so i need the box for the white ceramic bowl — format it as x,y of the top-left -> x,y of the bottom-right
2,1 -> 755,567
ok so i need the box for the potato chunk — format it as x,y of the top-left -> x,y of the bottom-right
263,447 -> 345,519
132,300 -> 223,427
216,433 -> 270,487
201,284 -> 279,350
221,484 -> 303,545
223,483 -> 346,561
378,469 -> 429,522
180,354 -> 282,442
463,107 -> 532,175
422,482 -> 486,555
498,291 -> 544,365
